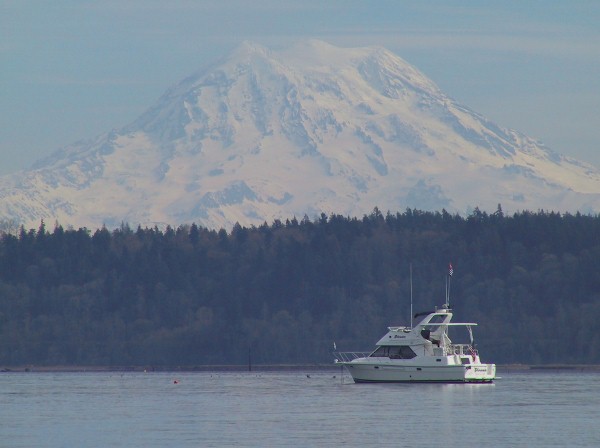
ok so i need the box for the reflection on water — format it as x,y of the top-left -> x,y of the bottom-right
1,370 -> 599,447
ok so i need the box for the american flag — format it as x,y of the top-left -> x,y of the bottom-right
448,263 -> 453,277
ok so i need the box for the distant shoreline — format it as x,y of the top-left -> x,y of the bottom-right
3,364 -> 600,373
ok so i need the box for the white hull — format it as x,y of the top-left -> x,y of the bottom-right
342,362 -> 496,383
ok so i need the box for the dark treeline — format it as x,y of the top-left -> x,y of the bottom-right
1,206 -> 600,367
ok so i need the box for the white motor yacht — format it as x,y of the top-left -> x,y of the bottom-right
334,304 -> 496,383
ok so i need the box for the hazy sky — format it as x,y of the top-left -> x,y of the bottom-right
2,1 -> 599,175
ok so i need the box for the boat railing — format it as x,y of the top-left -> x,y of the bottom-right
333,351 -> 370,363
445,344 -> 477,356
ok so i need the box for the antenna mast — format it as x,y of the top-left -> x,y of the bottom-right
410,263 -> 413,328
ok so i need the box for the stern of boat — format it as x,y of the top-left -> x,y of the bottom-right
465,363 -> 496,382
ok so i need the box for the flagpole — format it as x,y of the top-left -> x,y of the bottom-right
447,273 -> 451,308
445,275 -> 448,306
447,263 -> 453,308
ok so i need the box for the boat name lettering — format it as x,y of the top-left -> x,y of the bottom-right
393,335 -> 406,339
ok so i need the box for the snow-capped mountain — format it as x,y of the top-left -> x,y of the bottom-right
2,40 -> 600,230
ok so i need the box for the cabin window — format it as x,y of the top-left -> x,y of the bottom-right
399,346 -> 417,359
370,346 -> 388,357
370,345 -> 416,359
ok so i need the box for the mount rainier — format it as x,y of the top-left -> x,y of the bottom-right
2,40 -> 600,230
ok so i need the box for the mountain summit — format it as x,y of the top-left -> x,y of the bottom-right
2,40 -> 600,230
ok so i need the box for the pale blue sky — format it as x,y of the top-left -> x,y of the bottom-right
2,1 -> 599,175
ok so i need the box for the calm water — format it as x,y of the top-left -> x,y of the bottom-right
1,369 -> 599,447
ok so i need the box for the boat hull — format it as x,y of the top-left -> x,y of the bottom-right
342,362 -> 496,383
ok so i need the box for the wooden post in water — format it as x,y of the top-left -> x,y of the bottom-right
248,347 -> 252,372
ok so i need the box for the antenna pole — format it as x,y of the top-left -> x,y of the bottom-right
410,263 -> 413,328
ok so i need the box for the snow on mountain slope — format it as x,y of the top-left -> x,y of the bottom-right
1,40 -> 600,231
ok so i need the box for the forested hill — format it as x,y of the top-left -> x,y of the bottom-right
1,207 -> 600,367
